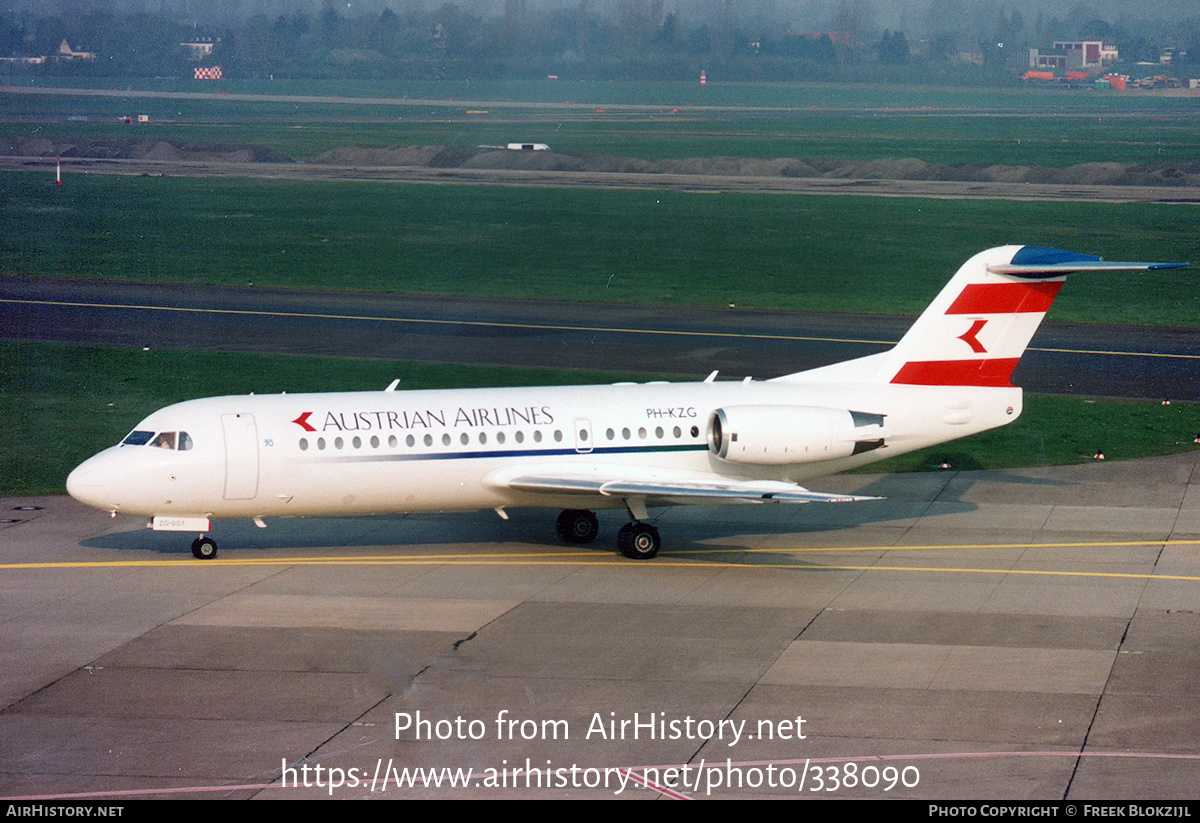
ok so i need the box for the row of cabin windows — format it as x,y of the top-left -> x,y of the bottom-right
605,425 -> 696,441
297,425 -> 702,452
300,428 -> 564,451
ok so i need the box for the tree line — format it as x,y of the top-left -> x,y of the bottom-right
4,3 -> 1199,82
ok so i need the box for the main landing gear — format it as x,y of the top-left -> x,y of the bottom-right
556,509 -> 600,544
555,509 -> 661,560
616,521 -> 661,560
191,536 -> 218,560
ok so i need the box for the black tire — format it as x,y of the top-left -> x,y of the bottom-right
191,536 -> 218,560
556,509 -> 599,544
616,522 -> 660,559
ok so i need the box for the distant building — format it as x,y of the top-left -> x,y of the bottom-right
1029,40 -> 1117,71
181,38 -> 218,60
55,39 -> 94,61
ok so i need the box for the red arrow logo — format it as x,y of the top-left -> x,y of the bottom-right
292,412 -> 316,431
958,319 -> 988,354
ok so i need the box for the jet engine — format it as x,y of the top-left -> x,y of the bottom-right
708,405 -> 885,466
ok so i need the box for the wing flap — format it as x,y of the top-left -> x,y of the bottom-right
504,474 -> 879,504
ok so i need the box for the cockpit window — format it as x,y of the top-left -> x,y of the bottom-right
122,430 -> 193,450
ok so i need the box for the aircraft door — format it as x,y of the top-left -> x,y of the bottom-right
221,413 -> 260,500
574,418 -> 593,454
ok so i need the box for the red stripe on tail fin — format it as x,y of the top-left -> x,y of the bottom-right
946,281 -> 1062,315
890,358 -> 1021,387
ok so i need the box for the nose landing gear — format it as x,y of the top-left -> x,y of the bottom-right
191,536 -> 218,560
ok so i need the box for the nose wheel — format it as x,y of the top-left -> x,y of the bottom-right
191,536 -> 218,560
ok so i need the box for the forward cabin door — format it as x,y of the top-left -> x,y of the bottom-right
221,413 -> 260,500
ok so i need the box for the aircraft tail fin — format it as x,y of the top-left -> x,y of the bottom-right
777,245 -> 1185,386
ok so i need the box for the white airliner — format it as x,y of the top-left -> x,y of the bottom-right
66,246 -> 1184,560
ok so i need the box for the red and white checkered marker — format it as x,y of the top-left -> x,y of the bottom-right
194,66 -> 222,80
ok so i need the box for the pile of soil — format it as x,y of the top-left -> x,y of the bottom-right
6,136 -> 1199,188
313,144 -> 1200,187
1,137 -> 290,164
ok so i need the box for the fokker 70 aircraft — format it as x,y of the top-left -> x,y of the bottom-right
67,246 -> 1183,559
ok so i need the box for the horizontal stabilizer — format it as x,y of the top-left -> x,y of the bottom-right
986,246 -> 1187,278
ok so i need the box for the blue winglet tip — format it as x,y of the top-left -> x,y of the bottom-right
1010,246 -> 1101,266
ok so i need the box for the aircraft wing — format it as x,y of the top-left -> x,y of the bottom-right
500,471 -> 880,505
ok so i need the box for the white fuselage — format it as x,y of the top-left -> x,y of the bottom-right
66,377 -> 1021,522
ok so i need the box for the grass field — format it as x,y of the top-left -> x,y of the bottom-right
6,341 -> 1195,496
4,78 -> 1200,167
2,172 -> 1195,326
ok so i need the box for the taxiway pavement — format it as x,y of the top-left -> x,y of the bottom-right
1,452 -> 1198,799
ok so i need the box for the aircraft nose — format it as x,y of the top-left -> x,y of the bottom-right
66,452 -> 120,511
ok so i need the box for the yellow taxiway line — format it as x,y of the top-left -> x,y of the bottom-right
4,539 -> 1199,581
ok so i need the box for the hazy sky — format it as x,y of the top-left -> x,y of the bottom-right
6,0 -> 1197,37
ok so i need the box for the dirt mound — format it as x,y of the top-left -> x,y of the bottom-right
575,154 -> 653,174
1,137 -> 291,164
312,144 -> 488,168
460,149 -> 595,172
6,136 -> 1198,189
133,141 -> 185,161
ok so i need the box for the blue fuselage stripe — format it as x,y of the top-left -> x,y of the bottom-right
304,443 -> 708,463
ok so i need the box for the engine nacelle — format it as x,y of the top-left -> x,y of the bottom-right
708,405 -> 885,466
